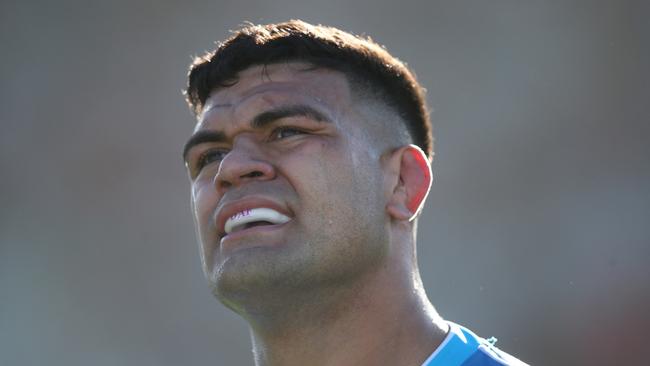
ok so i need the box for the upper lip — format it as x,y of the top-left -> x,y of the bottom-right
215,196 -> 293,238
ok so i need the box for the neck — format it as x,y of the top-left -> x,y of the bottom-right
246,258 -> 448,366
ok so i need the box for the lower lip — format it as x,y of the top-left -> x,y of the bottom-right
219,221 -> 292,252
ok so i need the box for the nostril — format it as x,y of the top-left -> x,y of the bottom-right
214,156 -> 275,191
244,171 -> 264,178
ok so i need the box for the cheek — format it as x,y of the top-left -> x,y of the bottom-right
191,181 -> 220,272
288,138 -> 346,181
191,180 -> 218,226
288,138 -> 380,212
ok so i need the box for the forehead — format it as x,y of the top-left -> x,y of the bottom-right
196,63 -> 353,130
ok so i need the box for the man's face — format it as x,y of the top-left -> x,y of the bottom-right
184,63 -> 391,307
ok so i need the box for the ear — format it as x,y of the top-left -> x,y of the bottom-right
384,145 -> 432,222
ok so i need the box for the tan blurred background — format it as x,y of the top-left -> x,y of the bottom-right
1,1 -> 649,365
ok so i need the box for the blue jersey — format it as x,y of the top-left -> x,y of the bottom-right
421,322 -> 528,366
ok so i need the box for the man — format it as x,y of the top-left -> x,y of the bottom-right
182,20 -> 527,366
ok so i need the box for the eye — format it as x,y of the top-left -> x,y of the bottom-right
271,127 -> 305,140
195,148 -> 229,172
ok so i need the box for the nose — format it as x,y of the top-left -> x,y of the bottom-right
214,135 -> 275,194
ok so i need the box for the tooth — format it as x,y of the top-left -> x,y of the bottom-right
224,208 -> 291,234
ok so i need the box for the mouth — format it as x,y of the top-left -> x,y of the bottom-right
223,207 -> 292,235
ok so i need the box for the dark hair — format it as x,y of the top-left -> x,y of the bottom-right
185,20 -> 433,158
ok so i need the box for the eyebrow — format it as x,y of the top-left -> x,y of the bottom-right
182,104 -> 331,162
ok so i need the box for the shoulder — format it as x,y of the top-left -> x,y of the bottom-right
461,341 -> 529,366
457,324 -> 529,366
422,321 -> 529,366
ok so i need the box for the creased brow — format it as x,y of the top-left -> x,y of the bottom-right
182,104 -> 331,163
182,130 -> 226,163
251,104 -> 331,128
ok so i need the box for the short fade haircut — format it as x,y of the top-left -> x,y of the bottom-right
185,19 -> 433,158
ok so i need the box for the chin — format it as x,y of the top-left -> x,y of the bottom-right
209,244 -> 310,301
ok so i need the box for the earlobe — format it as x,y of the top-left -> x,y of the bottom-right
385,145 -> 432,221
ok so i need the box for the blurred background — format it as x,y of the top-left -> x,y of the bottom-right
1,0 -> 648,365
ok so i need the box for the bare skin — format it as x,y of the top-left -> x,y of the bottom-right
184,63 -> 448,366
